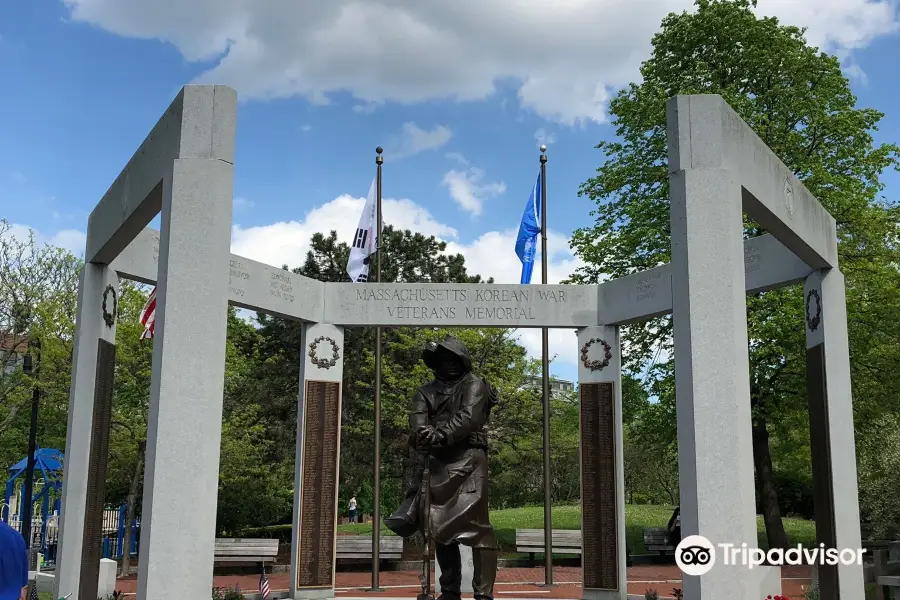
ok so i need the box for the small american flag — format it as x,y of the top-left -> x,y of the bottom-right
139,287 -> 157,340
259,567 -> 271,599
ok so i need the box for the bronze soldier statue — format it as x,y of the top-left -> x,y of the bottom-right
384,336 -> 499,600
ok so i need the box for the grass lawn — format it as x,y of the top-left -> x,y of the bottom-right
336,504 -> 818,554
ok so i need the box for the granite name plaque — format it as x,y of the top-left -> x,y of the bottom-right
79,339 -> 116,600
296,380 -> 341,588
580,382 -> 619,590
806,343 -> 838,596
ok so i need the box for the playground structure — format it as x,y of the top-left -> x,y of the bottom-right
2,448 -> 139,565
55,86 -> 862,600
3,448 -> 63,557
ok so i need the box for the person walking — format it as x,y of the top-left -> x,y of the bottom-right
0,519 -> 29,600
348,496 -> 358,524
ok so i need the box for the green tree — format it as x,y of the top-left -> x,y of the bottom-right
0,220 -> 81,439
251,227 -> 545,517
568,0 -> 900,547
0,222 -> 80,505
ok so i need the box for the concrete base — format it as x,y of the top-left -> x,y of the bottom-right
756,565 -> 782,596
35,572 -> 56,593
293,587 -> 337,600
98,558 -> 117,597
583,588 -> 627,600
435,544 -> 475,594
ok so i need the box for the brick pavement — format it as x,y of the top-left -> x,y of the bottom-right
112,564 -> 815,599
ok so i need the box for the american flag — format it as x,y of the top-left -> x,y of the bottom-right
259,567 -> 269,600
259,567 -> 271,599
139,287 -> 157,340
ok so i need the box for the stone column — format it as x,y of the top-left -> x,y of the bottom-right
669,165 -> 758,600
577,325 -> 626,600
54,265 -> 119,600
136,157 -> 234,600
291,323 -> 345,600
804,269 -> 865,600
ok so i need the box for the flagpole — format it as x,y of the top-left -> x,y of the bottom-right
539,144 -> 554,586
369,146 -> 384,592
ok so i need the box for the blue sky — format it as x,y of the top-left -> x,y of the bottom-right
1,0 -> 899,384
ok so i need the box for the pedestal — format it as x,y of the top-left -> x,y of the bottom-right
577,325 -> 626,600
54,265 -> 119,600
291,323 -> 345,600
669,163 -> 758,600
805,270 -> 865,600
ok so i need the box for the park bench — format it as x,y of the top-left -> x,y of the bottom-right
873,541 -> 900,600
643,528 -> 676,555
515,529 -> 582,565
335,535 -> 404,561
213,538 -> 279,565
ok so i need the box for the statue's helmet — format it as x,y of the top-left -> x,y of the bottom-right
422,336 -> 472,373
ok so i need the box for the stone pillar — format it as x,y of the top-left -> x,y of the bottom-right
669,166 -> 758,599
291,323 -> 345,600
136,157 -> 235,600
54,264 -> 119,600
577,325 -> 626,600
804,269 -> 865,600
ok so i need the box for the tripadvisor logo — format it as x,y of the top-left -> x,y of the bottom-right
675,535 -> 866,575
675,535 -> 716,576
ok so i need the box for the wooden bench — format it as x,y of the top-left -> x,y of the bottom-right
643,528 -> 675,555
335,535 -> 404,561
213,538 -> 279,565
515,529 -> 582,565
873,541 -> 900,600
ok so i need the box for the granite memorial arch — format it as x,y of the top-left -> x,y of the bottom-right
56,86 -> 862,600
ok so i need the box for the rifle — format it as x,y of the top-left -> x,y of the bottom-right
417,454 -> 435,600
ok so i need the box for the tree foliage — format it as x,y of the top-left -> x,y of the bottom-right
568,0 -> 900,540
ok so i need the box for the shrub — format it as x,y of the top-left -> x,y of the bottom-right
212,585 -> 244,600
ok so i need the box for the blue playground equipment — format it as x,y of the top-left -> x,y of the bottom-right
3,448 -> 141,563
3,447 -> 64,556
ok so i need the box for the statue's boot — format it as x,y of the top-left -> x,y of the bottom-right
436,542 -> 462,600
472,547 -> 498,600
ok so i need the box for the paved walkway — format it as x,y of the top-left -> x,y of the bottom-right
113,565 -> 815,598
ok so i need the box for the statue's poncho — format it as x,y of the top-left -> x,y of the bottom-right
384,337 -> 497,549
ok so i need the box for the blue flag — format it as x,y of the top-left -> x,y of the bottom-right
515,170 -> 542,284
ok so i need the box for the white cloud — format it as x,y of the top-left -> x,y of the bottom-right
387,122 -> 453,159
300,123 -> 312,132
231,192 -> 458,269
352,102 -> 380,114
442,168 -> 506,216
51,229 -> 88,255
445,152 -> 469,166
233,196 -> 255,209
1,222 -> 87,257
534,128 -> 556,147
62,0 -> 899,124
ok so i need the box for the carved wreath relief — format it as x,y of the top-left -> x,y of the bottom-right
580,338 -> 613,372
308,336 -> 341,369
805,288 -> 822,332
101,284 -> 118,328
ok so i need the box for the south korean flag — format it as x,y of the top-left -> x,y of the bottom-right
346,179 -> 379,283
